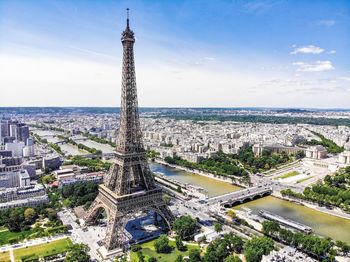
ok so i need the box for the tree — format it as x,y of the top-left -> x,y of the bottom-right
174,235 -> 185,251
295,150 -> 306,159
226,209 -> 237,219
225,233 -> 244,253
65,244 -> 90,262
244,237 -> 274,262
175,255 -> 184,262
8,208 -> 24,232
188,249 -> 201,262
24,208 -> 36,223
131,244 -> 142,252
336,241 -> 350,256
173,215 -> 198,240
162,195 -> 171,205
214,222 -> 223,233
345,166 -> 350,174
45,208 -> 58,221
262,221 -> 280,236
154,235 -> 171,253
137,251 -> 145,262
148,257 -> 157,262
224,255 -> 242,262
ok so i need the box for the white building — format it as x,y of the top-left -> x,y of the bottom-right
23,145 -> 35,157
0,170 -> 30,188
339,150 -> 350,164
5,141 -> 25,157
305,145 -> 327,159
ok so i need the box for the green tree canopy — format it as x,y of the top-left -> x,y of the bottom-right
173,215 -> 198,240
153,235 -> 171,253
244,237 -> 274,262
65,243 -> 90,262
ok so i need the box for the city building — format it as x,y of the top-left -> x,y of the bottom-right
339,150 -> 350,164
5,141 -> 25,157
252,143 -> 304,157
0,195 -> 49,210
42,155 -> 62,171
305,145 -> 327,159
0,170 -> 30,188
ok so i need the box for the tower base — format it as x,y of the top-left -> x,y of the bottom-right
98,246 -> 124,260
84,185 -> 174,252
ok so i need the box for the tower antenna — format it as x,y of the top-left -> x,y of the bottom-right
126,8 -> 130,28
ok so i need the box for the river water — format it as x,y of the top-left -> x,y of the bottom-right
31,129 -> 86,156
149,162 -> 350,243
149,162 -> 241,197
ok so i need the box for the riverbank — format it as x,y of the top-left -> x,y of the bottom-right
154,159 -> 246,188
273,192 -> 350,220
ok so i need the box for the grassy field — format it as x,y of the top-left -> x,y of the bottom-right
0,229 -> 34,245
276,171 -> 299,180
0,251 -> 10,262
296,176 -> 313,184
130,239 -> 200,262
13,238 -> 72,262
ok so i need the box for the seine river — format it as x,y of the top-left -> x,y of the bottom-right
149,162 -> 350,243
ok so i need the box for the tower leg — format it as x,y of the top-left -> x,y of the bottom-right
84,197 -> 106,225
104,214 -> 128,251
157,204 -> 175,227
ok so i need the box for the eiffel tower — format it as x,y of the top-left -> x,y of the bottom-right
84,9 -> 174,253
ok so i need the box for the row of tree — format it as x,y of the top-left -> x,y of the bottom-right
164,152 -> 248,178
57,135 -> 103,155
165,114 -> 350,127
301,131 -> 344,153
49,143 -> 64,155
65,156 -> 111,172
262,220 -> 350,260
281,167 -> 350,212
83,132 -> 116,148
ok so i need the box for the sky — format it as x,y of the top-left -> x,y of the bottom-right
0,0 -> 349,108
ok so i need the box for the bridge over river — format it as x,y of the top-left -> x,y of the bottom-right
207,186 -> 272,207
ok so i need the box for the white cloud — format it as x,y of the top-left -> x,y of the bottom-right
293,61 -> 334,72
291,45 -> 324,54
318,20 -> 336,27
259,77 -> 350,95
242,0 -> 282,14
339,77 -> 350,82
328,50 -> 336,54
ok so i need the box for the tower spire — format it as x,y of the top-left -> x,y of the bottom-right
126,8 -> 130,29
122,7 -> 134,42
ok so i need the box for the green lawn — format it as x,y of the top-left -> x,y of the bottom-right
13,238 -> 72,262
296,176 -> 313,184
276,171 -> 299,180
0,229 -> 34,245
130,239 -> 200,262
0,251 -> 10,262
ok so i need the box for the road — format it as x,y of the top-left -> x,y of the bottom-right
170,198 -> 252,240
58,208 -> 105,261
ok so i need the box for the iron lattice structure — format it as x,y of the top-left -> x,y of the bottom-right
84,12 -> 174,251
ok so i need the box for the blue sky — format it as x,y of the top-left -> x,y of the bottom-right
0,0 -> 349,108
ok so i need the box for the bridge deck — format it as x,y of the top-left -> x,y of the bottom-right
208,186 -> 272,204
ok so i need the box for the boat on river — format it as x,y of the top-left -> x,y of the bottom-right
259,209 -> 313,234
